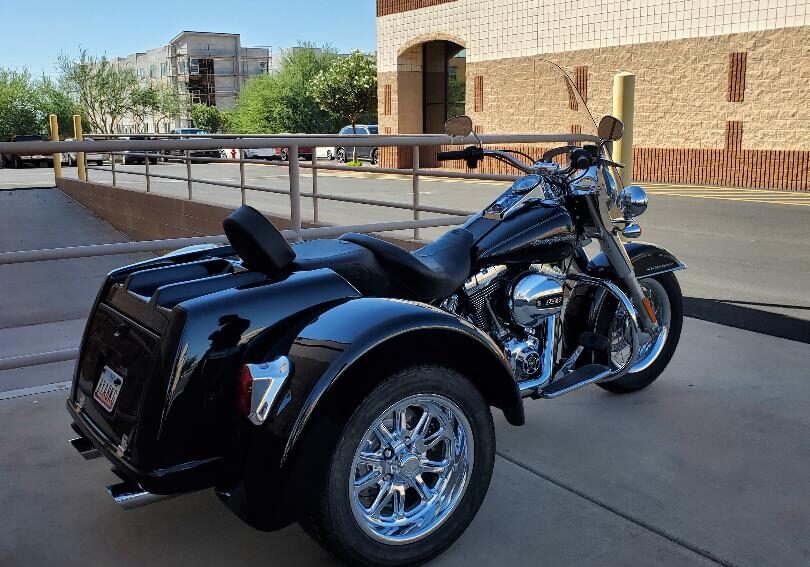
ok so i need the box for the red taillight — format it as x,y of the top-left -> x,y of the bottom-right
236,365 -> 253,416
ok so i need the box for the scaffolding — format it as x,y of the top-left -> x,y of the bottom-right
166,41 -> 271,107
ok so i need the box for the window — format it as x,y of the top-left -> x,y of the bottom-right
138,67 -> 145,79
368,126 -> 378,134
149,64 -> 157,78
179,60 -> 187,74
190,59 -> 200,75
160,62 -> 167,77
340,126 -> 352,135
354,127 -> 368,135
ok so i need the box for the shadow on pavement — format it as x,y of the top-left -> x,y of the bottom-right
684,297 -> 810,344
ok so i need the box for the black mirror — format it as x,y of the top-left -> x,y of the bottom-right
444,115 -> 473,137
598,116 -> 624,141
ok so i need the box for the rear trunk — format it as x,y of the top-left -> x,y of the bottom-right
69,249 -> 260,486
68,245 -> 360,492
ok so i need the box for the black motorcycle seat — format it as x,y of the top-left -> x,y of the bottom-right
340,229 -> 473,301
291,239 -> 389,296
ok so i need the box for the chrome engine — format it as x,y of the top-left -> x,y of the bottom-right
446,265 -> 564,382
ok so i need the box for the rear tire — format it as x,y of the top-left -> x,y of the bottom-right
336,148 -> 346,163
300,365 -> 494,567
280,149 -> 289,161
594,272 -> 683,394
370,148 -> 379,165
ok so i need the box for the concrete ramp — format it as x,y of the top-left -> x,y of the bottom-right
0,188 -> 150,328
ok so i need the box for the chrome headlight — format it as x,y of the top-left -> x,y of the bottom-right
618,185 -> 648,217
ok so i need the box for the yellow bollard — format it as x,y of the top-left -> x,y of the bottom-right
612,71 -> 635,186
48,114 -> 62,180
73,114 -> 86,181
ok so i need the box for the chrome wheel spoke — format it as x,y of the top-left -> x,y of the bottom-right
420,458 -> 451,474
367,480 -> 394,518
354,469 -> 383,493
410,474 -> 433,501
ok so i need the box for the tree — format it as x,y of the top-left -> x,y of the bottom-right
190,103 -> 228,133
37,76 -> 86,137
0,69 -> 43,140
310,50 -> 377,158
229,44 -> 342,135
152,84 -> 184,133
57,49 -> 138,132
129,85 -> 159,133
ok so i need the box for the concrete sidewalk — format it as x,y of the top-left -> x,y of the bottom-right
1,318 -> 807,567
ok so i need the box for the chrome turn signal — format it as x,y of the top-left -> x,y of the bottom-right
622,223 -> 642,239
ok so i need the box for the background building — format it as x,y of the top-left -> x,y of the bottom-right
115,31 -> 269,132
376,0 -> 810,190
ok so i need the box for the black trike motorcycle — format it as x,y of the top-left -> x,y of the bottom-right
67,101 -> 684,566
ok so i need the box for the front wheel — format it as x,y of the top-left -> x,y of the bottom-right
595,272 -> 683,394
301,365 -> 494,567
336,148 -> 346,163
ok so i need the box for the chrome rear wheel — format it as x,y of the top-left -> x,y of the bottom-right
349,393 -> 474,545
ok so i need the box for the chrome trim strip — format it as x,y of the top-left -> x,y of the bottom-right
246,356 -> 291,425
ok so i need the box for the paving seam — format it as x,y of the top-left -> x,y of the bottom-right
496,451 -> 739,567
0,381 -> 70,401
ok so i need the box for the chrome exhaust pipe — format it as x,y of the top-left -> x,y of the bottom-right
107,481 -> 178,510
69,436 -> 101,460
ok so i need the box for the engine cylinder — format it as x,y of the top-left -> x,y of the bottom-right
509,273 -> 564,327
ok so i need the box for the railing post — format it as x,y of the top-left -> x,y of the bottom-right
73,115 -> 86,181
48,114 -> 62,181
312,148 -> 319,224
412,145 -> 420,241
612,71 -> 635,186
185,149 -> 193,200
144,152 -> 151,193
239,148 -> 246,205
288,144 -> 302,241
111,153 -> 117,187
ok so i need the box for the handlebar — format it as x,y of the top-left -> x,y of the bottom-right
436,144 -> 622,174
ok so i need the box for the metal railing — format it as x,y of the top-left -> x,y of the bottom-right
1,131 -> 599,242
0,131 -> 600,372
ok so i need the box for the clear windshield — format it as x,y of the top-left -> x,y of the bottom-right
533,60 -> 598,138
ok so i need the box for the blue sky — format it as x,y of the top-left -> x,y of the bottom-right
0,0 -> 377,76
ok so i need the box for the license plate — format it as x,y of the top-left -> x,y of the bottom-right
93,366 -> 124,412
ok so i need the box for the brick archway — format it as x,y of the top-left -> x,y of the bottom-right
381,36 -> 466,168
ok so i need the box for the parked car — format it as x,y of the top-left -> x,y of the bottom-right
164,128 -> 221,162
1,134 -> 51,168
316,146 -> 335,160
64,138 -> 105,166
336,124 -> 379,164
121,136 -> 160,165
244,136 -> 313,161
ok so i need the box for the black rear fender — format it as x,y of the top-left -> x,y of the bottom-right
223,297 -> 522,530
277,298 -> 524,459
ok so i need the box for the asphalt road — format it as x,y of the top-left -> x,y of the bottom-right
0,173 -> 809,566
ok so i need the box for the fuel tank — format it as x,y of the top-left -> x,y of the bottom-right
471,204 -> 576,265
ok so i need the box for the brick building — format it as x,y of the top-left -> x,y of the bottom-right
376,1 -> 810,190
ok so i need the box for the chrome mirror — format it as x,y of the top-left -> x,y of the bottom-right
444,115 -> 473,137
598,115 -> 624,141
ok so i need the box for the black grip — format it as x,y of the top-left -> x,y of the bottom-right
437,150 -> 465,160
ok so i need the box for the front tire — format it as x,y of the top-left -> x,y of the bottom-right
301,365 -> 494,567
336,148 -> 346,163
595,272 -> 683,394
